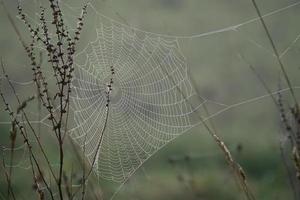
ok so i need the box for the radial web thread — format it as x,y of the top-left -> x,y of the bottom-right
70,15 -> 202,182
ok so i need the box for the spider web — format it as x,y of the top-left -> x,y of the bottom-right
1,0 -> 300,191
65,1 -> 300,183
69,14 -> 203,182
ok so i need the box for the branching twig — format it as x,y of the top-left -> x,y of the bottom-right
1,1 -> 88,199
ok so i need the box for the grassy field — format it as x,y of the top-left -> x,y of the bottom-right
1,0 -> 300,199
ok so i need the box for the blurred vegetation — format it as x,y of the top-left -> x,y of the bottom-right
1,0 -> 300,199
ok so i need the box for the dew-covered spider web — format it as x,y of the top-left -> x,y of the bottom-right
63,0 -> 300,183
70,19 -> 203,182
1,0 -> 300,195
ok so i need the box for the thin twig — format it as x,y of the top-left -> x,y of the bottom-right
1,148 -> 16,200
0,93 -> 55,199
80,66 -> 114,200
1,59 -> 58,182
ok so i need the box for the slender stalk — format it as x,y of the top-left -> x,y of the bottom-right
1,59 -> 58,181
0,93 -> 55,200
81,74 -> 113,200
239,50 -> 300,199
250,0 -> 298,108
1,149 -> 16,200
160,62 -> 256,200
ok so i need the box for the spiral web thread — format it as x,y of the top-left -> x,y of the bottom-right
1,0 -> 300,186
67,1 -> 300,183
69,13 -> 205,182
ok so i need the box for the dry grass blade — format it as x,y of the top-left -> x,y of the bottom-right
0,91 -> 55,199
159,62 -> 256,200
239,54 -> 299,199
250,0 -> 298,108
1,148 -> 16,200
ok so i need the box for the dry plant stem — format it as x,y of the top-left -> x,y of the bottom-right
2,0 -> 87,199
278,81 -> 300,197
1,150 -> 16,200
81,71 -> 114,200
244,55 -> 297,144
160,62 -> 255,200
194,97 -> 255,200
45,2 -> 87,198
28,153 -> 44,199
4,0 -> 59,136
277,87 -> 296,144
76,107 -> 109,200
58,130 -> 64,200
18,2 -> 86,199
81,107 -> 109,199
1,59 -> 46,199
189,74 -> 250,195
67,135 -> 92,199
241,46 -> 300,198
7,130 -> 15,199
37,53 -> 43,138
209,129 -> 255,200
199,96 -> 246,195
0,94 -> 55,200
245,61 -> 299,199
1,59 -> 58,182
280,140 -> 298,199
250,0 -> 298,108
200,111 -> 255,199
243,48 -> 300,197
41,11 -> 64,197
239,56 -> 278,105
28,147 -> 45,200
3,6 -> 59,196
76,67 -> 114,200
0,1 -> 26,49
39,7 -> 64,93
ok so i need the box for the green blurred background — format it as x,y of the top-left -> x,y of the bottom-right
1,0 -> 300,199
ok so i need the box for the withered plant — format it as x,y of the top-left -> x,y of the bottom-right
0,1 -> 99,199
